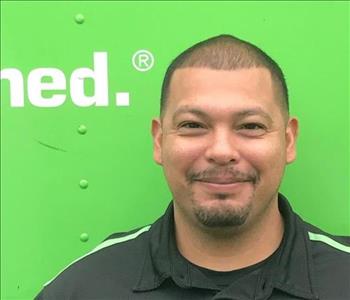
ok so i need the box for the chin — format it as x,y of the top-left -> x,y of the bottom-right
191,197 -> 252,228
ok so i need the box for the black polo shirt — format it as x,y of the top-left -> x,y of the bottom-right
35,193 -> 350,300
184,239 -> 282,291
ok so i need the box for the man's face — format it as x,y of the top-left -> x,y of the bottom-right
152,67 -> 298,231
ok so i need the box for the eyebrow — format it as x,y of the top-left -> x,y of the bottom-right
172,106 -> 274,124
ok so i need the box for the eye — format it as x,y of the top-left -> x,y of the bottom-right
240,123 -> 266,130
238,123 -> 267,137
179,122 -> 204,129
177,121 -> 207,135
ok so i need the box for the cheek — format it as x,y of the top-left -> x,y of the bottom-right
162,139 -> 206,177
243,138 -> 286,179
162,135 -> 287,183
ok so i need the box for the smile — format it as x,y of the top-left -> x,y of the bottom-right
195,180 -> 250,193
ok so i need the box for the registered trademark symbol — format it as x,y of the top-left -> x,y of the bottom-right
132,50 -> 154,72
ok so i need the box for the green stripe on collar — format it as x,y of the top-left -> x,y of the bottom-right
43,225 -> 151,287
308,232 -> 350,254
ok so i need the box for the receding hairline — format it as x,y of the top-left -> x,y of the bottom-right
160,34 -> 289,123
162,65 -> 289,124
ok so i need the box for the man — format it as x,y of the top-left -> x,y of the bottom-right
35,34 -> 350,300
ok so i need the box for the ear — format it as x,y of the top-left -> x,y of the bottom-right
151,118 -> 163,165
285,117 -> 299,164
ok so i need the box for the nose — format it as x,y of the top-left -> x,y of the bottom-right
204,129 -> 240,165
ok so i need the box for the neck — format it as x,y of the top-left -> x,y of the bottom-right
173,197 -> 284,271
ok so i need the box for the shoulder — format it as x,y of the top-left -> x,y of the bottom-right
302,221 -> 350,297
35,224 -> 152,299
303,221 -> 350,258
98,224 -> 152,252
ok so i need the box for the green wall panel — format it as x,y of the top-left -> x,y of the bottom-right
1,1 -> 349,299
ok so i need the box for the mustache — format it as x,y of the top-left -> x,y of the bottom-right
186,167 -> 259,185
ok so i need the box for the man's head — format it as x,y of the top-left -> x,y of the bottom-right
152,34 -> 298,233
160,34 -> 289,124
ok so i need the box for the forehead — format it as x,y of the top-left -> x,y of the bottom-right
165,67 -> 279,117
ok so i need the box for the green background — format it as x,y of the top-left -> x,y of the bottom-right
1,1 -> 349,299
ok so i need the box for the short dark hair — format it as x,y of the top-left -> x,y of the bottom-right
160,34 -> 289,120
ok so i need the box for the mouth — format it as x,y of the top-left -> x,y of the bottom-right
194,179 -> 251,193
197,178 -> 249,184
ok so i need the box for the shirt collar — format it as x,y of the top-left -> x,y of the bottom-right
132,193 -> 319,299
257,193 -> 319,299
